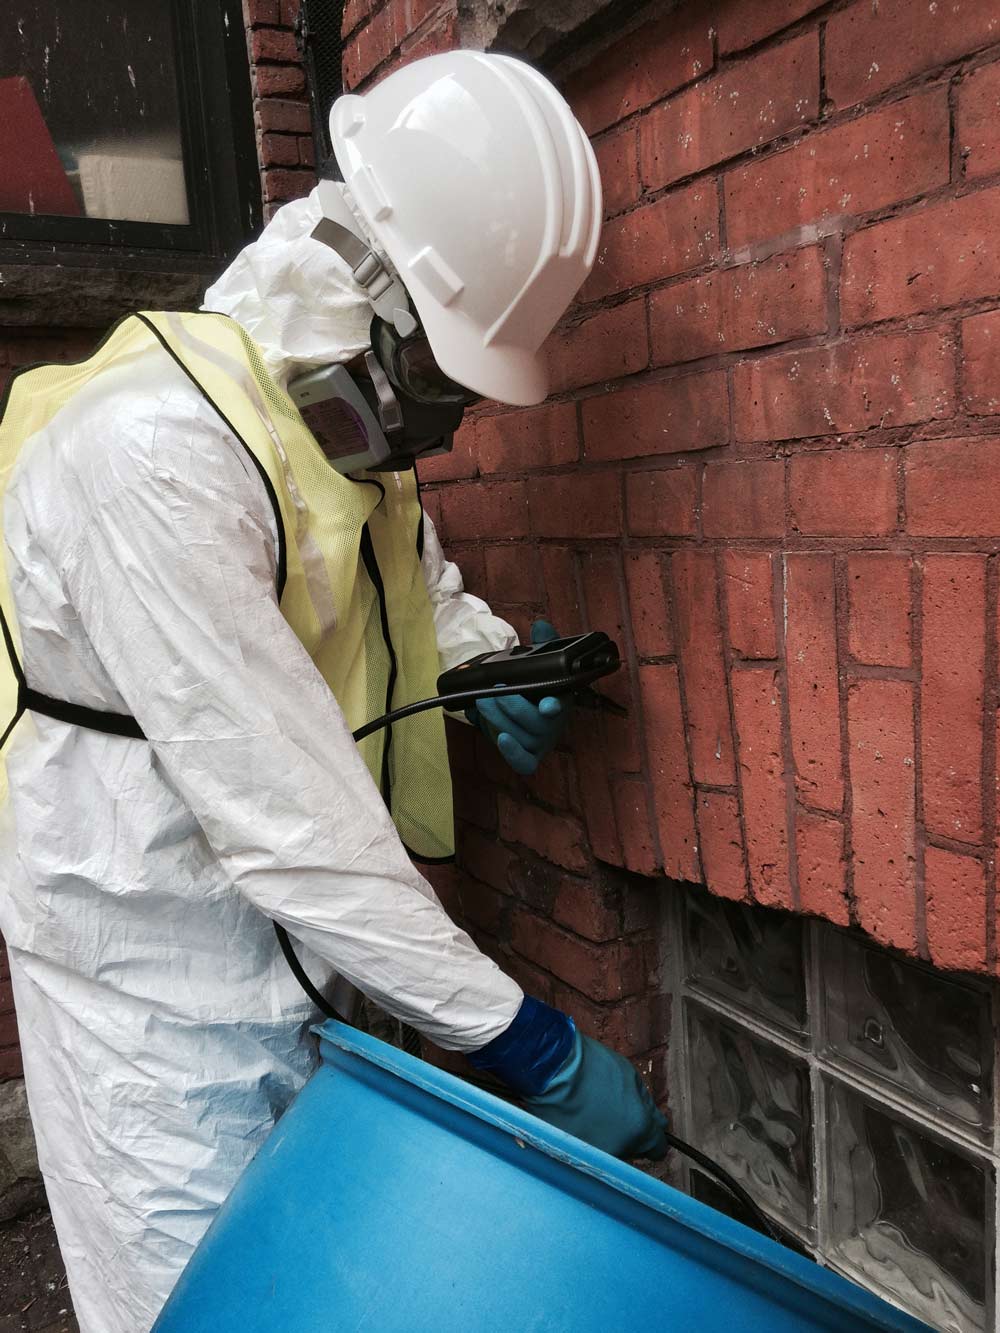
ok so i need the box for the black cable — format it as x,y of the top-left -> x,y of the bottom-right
276,673 -> 782,1245
663,1130 -> 780,1242
351,668 -> 611,743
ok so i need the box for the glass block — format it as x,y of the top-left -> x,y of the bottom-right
827,1082 -> 991,1333
821,931 -> 992,1132
684,888 -> 807,1032
686,1003 -> 814,1236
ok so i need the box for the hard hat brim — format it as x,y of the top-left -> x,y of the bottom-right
420,304 -> 550,408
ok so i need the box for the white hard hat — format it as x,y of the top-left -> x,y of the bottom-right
325,51 -> 602,407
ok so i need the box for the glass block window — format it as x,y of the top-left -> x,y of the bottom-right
663,887 -> 997,1333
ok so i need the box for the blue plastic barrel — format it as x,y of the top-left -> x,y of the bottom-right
153,1022 -> 930,1332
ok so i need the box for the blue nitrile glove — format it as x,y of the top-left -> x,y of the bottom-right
468,996 -> 668,1161
471,620 -> 573,776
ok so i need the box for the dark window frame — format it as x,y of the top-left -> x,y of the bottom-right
0,0 -> 261,271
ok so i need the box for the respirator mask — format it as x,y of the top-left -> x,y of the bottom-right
287,190 -> 479,474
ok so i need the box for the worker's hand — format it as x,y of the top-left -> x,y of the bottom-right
524,1031 -> 668,1161
467,996 -> 667,1161
472,620 -> 573,776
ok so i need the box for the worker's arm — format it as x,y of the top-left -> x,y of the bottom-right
60,399 -> 521,1053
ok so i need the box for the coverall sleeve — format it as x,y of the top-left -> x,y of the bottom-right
60,406 -> 523,1052
420,510 -> 518,673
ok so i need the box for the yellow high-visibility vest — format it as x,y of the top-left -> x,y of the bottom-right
0,310 -> 454,860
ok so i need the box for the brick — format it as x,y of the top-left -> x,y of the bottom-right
842,188 -> 1000,326
0,1046 -> 23,1080
722,550 -> 777,659
731,667 -> 793,908
510,909 -> 647,1001
613,779 -> 661,875
484,543 -> 542,607
921,556 -> 986,844
439,481 -> 528,541
262,167 -> 314,202
298,136 -> 315,167
574,722 -> 624,864
547,300 -> 648,394
594,127 -> 641,215
789,449 -> 898,538
474,402 -> 578,475
540,547 -> 583,633
528,474 -> 622,539
564,7 -> 714,136
639,35 -> 819,190
459,826 -> 515,895
461,878 -> 508,938
795,811 -> 849,926
673,550 -> 735,785
959,62 -> 1000,181
625,467 -> 699,537
343,17 -> 393,88
583,372 -> 728,463
279,0 -> 300,22
499,796 -> 589,873
826,0 -> 1000,108
847,679 -> 917,953
251,27 -> 300,62
453,545 -> 486,600
397,13 -> 459,65
905,437 -> 1000,536
847,554 -> 912,667
549,875 -> 621,943
342,0 -> 374,32
256,98 -> 312,133
260,131 -> 300,167
716,0 -> 826,53
725,92 -> 949,249
963,309 -> 1000,415
246,0 -> 280,24
651,248 -> 827,367
925,846 -> 987,973
625,551 -> 673,658
736,330 -> 954,444
421,487 -> 442,536
785,555 -> 843,812
582,185 -> 719,302
638,665 -> 700,881
579,550 -> 630,712
696,792 -> 748,899
416,420 -> 477,482
453,780 -> 497,833
702,459 -> 784,538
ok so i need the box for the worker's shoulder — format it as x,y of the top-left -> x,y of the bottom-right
28,347 -> 247,496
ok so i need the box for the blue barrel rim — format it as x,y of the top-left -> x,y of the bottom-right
317,1021 -> 928,1333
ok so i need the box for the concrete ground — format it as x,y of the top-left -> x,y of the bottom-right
0,1210 -> 77,1332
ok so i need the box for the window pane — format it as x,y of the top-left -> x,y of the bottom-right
826,1081 -> 991,1332
686,1002 -> 814,1235
684,889 -> 807,1032
0,2 -> 189,224
821,930 -> 991,1132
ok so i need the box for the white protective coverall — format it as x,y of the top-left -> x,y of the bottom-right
0,188 -> 523,1333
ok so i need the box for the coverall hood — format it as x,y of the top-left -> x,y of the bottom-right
202,187 -> 373,386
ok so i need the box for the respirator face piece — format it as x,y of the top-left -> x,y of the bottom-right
289,314 -> 476,475
288,204 -> 480,474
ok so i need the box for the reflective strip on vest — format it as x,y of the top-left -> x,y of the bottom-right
0,311 -> 454,861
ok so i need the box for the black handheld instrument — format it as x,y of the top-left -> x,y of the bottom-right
436,631 -> 620,702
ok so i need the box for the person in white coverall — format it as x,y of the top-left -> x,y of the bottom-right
0,53 -> 666,1333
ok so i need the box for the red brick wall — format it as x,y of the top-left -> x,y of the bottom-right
345,0 -> 1000,998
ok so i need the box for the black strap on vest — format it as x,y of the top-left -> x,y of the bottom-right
0,599 -> 145,747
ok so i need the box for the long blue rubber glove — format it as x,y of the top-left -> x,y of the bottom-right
468,997 -> 668,1161
473,620 -> 573,776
